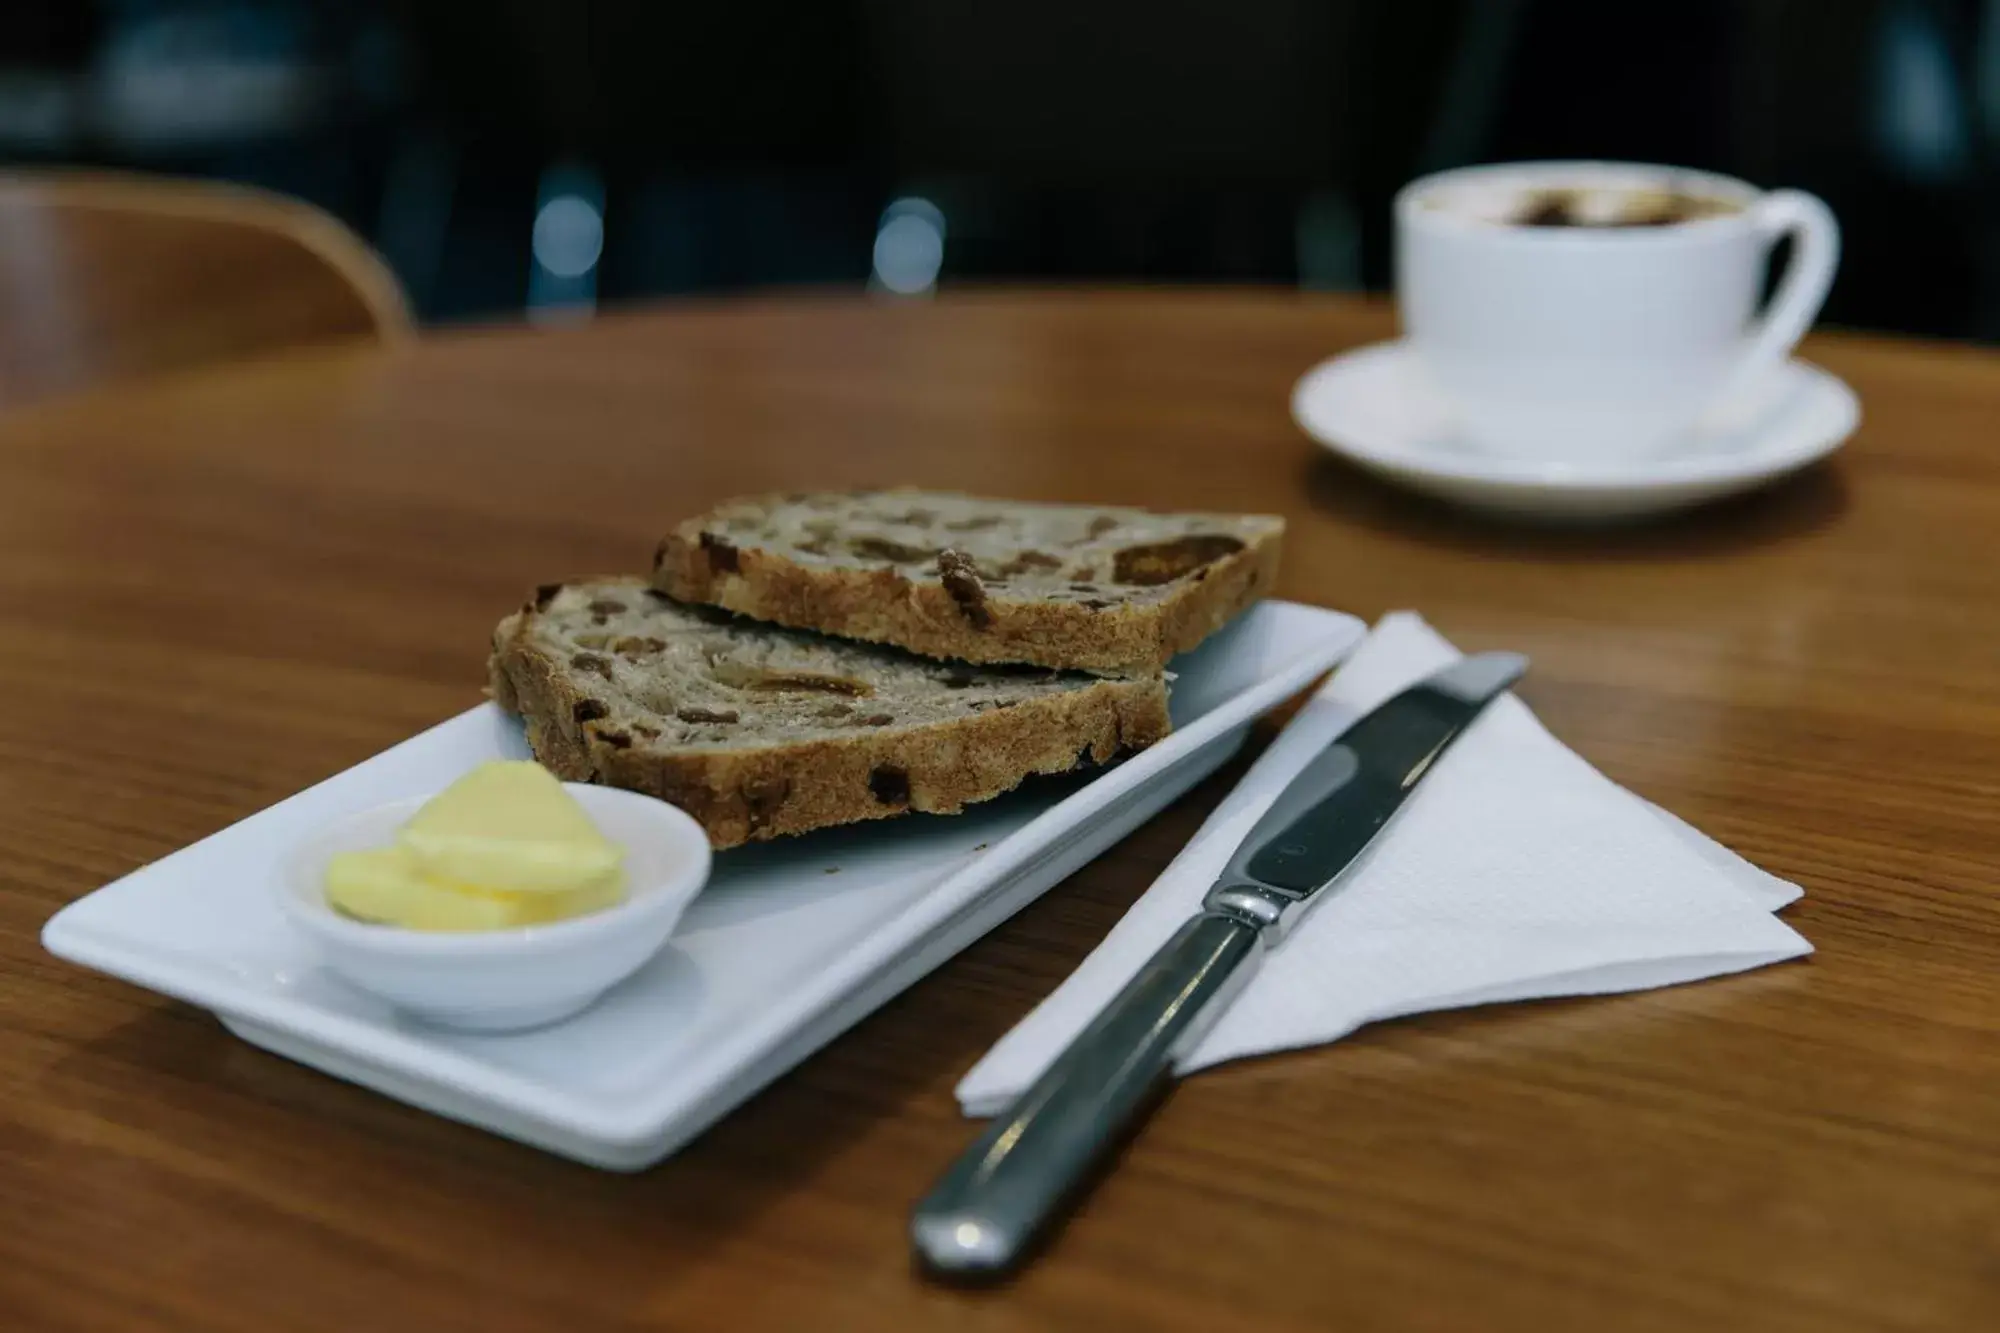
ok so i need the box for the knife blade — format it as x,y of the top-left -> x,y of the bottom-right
910,651 -> 1528,1278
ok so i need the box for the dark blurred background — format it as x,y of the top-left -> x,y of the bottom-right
10,0 -> 1997,338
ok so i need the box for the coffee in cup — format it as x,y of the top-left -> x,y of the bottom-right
1507,187 -> 1739,229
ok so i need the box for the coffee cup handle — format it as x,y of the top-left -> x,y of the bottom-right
1709,189 -> 1840,423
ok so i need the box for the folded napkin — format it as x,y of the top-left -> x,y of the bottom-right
957,613 -> 1811,1116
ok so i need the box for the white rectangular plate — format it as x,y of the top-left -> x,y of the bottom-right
45,601 -> 1364,1169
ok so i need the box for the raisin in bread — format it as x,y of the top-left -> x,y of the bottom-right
488,579 -> 1171,849
652,490 -> 1283,673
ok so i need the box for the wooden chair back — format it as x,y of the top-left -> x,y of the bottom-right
0,172 -> 412,405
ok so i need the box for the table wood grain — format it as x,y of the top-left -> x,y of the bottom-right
2,292 -> 1996,1332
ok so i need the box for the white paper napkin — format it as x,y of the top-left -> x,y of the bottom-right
957,613 -> 1812,1117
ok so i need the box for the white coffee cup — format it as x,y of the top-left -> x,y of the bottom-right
1395,161 -> 1839,464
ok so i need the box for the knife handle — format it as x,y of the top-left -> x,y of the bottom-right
911,911 -> 1264,1278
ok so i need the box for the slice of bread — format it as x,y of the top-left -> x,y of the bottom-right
488,579 -> 1171,849
651,490 -> 1283,673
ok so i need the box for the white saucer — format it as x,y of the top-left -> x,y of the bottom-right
1291,341 -> 1859,521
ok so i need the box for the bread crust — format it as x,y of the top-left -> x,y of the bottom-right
488,599 -> 1171,850
652,492 -> 1283,673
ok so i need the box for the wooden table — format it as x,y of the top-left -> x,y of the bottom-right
3,292 -> 1996,1332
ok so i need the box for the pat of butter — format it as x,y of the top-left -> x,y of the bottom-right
398,760 -> 621,893
326,846 -> 623,932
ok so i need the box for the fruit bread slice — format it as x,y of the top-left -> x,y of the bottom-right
488,579 -> 1171,849
652,490 -> 1284,673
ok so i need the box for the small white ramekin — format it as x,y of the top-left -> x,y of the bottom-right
280,784 -> 711,1032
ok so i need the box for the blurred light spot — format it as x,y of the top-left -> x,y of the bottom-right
533,195 -> 604,280
1295,189 -> 1361,292
1981,0 -> 2000,141
1873,4 -> 1970,183
871,197 -> 945,295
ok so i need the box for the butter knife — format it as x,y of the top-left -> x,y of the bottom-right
911,651 -> 1528,1277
